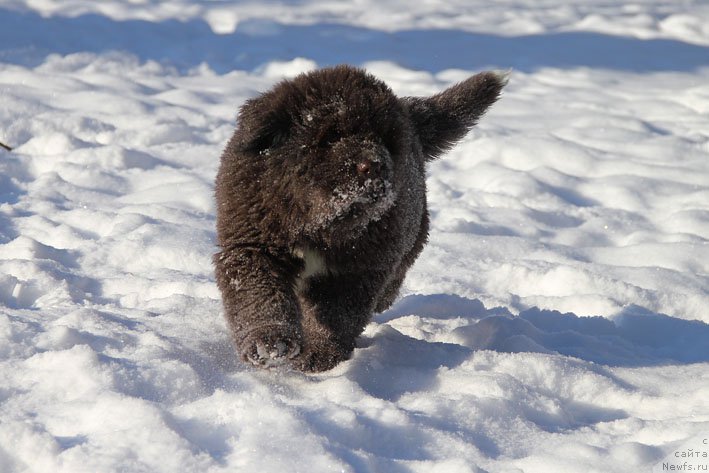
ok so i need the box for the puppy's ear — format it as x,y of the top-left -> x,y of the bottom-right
234,93 -> 292,153
404,70 -> 508,160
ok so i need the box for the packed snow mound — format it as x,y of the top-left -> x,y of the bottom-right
1,1 -> 708,472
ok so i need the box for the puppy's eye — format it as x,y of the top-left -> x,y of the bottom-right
314,127 -> 339,148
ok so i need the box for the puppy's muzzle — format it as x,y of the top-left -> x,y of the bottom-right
357,158 -> 381,179
357,158 -> 385,190
355,147 -> 390,189
356,156 -> 389,200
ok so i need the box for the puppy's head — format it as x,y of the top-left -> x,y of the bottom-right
234,66 -> 405,240
230,65 -> 506,243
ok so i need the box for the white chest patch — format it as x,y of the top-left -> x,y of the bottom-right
293,246 -> 328,291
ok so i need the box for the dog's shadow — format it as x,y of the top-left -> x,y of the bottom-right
345,293 -> 709,401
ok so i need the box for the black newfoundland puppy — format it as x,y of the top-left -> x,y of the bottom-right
215,65 -> 507,372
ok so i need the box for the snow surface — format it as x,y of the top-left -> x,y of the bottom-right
1,1 -> 708,472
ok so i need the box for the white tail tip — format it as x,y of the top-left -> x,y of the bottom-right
491,69 -> 512,87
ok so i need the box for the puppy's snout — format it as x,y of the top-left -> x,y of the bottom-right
356,159 -> 381,178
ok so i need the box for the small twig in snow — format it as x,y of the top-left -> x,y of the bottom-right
0,141 -> 12,152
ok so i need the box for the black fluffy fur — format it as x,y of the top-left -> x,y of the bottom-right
214,65 -> 506,372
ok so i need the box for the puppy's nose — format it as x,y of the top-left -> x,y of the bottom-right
356,159 -> 381,178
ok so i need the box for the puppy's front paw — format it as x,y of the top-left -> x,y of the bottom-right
290,339 -> 354,373
240,325 -> 302,368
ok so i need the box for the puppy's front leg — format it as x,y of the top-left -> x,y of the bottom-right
293,270 -> 387,372
214,247 -> 302,367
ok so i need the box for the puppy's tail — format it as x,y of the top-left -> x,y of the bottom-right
404,69 -> 509,160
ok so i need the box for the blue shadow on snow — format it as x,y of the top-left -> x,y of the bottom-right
376,293 -> 709,367
1,8 -> 708,73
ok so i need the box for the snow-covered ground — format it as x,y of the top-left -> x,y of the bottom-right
1,1 -> 708,472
